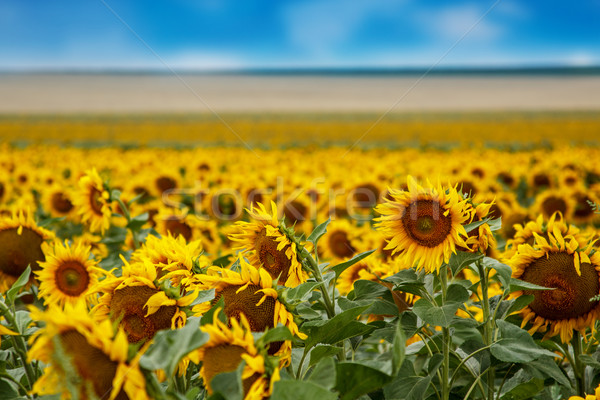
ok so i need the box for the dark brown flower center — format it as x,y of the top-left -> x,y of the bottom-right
89,187 -> 105,216
58,330 -> 127,400
0,227 -> 45,277
109,286 -> 176,343
165,219 -> 192,241
541,196 -> 567,217
217,284 -> 275,333
155,177 -> 176,194
574,193 -> 594,219
283,201 -> 307,225
533,173 -> 551,188
521,252 -> 599,321
55,260 -> 90,296
328,230 -> 356,259
202,344 -> 260,395
51,192 -> 74,213
255,231 -> 291,285
401,200 -> 453,248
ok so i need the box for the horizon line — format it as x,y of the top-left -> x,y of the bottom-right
1,65 -> 599,76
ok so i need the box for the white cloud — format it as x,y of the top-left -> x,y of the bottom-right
423,4 -> 504,42
564,53 -> 598,67
281,0 -> 403,57
166,51 -> 245,70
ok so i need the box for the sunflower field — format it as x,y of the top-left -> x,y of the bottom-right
2,115 -> 600,400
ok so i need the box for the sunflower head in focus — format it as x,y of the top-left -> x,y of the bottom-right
375,176 -> 470,273
92,259 -> 195,343
510,230 -> 600,343
74,168 -> 113,233
0,209 -> 54,292
36,240 -> 105,308
229,202 -> 307,288
191,256 -> 306,363
28,302 -> 149,400
131,232 -> 207,289
504,212 -> 589,259
192,311 -> 280,399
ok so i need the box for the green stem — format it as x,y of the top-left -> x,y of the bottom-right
300,248 -> 335,319
296,349 -> 309,379
440,266 -> 450,400
449,345 -> 492,388
572,331 -> 586,396
476,259 -> 494,400
0,302 -> 36,390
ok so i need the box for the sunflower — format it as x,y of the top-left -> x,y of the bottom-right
42,184 -> 75,217
504,212 -> 588,259
229,202 -> 307,288
462,200 -> 498,256
191,256 -> 306,363
319,219 -> 368,262
28,302 -> 149,400
155,207 -> 200,242
190,311 -> 280,399
533,189 -> 574,220
74,168 -> 113,233
375,176 -> 470,273
510,230 -> 600,343
0,209 -> 54,292
131,233 -> 207,289
92,259 -> 195,343
36,240 -> 105,308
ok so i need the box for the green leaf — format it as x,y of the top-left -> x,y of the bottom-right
212,254 -> 233,268
271,380 -> 337,400
391,320 -> 406,375
126,212 -> 149,230
6,266 -> 31,306
331,250 -> 376,278
411,298 -> 462,328
285,282 -> 323,303
446,283 -> 470,303
504,295 -> 535,317
509,278 -> 555,293
523,356 -> 571,388
463,218 -> 491,234
307,356 -> 337,390
335,362 -> 393,400
383,376 -> 432,400
190,289 -> 216,307
499,369 -> 544,400
448,251 -> 484,276
200,296 -> 226,326
490,320 -> 557,363
487,217 -> 502,232
353,280 -> 390,301
304,306 -> 374,349
483,257 -> 512,290
139,317 -> 208,376
0,377 -> 19,400
309,345 -> 343,367
307,218 -> 331,246
209,362 -> 244,400
259,326 -> 294,345
578,354 -> 600,369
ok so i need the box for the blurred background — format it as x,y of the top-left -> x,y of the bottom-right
0,0 -> 598,134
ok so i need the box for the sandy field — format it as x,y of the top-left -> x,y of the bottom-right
0,73 -> 599,113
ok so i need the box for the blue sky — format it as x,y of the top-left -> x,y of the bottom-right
1,0 -> 599,70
